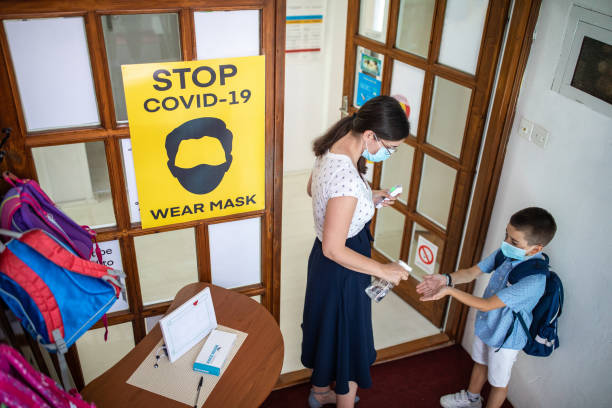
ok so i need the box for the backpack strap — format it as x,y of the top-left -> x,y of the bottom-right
507,253 -> 549,285
495,311 -> 532,352
52,329 -> 76,392
496,316 -> 515,352
1,171 -> 25,188
515,311 -> 530,339
493,250 -> 507,270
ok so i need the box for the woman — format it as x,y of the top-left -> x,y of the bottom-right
301,96 -> 411,408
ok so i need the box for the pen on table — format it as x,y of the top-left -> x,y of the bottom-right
194,376 -> 203,408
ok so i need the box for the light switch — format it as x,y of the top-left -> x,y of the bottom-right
518,117 -> 533,140
532,124 -> 549,148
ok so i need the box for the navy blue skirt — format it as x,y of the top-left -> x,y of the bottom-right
301,222 -> 376,395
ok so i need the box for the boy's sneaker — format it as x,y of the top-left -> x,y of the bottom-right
440,390 -> 483,408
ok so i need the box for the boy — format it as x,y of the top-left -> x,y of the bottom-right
417,207 -> 557,408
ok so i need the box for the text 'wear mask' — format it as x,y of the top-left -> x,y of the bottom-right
166,117 -> 233,195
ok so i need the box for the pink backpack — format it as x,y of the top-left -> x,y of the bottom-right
0,344 -> 95,407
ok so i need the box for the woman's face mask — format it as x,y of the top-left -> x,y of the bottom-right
361,133 -> 394,162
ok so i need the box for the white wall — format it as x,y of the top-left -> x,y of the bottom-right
461,1 -> 612,407
283,0 -> 348,173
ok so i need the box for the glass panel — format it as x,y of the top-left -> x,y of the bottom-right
380,143 -> 415,204
280,171 -> 311,374
4,18 -> 99,132
102,14 -> 181,123
358,0 -> 390,43
209,218 -> 261,289
251,295 -> 261,304
145,315 -> 163,333
135,228 -> 197,305
373,208 -> 405,260
407,222 -> 445,281
354,46 -> 384,108
417,155 -> 456,228
76,322 -> 135,385
120,138 -> 140,223
438,0 -> 488,74
194,10 -> 260,59
372,290 -> 441,349
571,36 -> 612,104
92,240 -> 129,313
32,142 -> 115,228
395,0 -> 436,58
390,60 -> 425,135
426,76 -> 472,157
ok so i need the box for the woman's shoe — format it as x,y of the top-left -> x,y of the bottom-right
308,389 -> 329,408
307,389 -> 360,407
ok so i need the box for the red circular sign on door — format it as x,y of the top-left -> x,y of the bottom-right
418,245 -> 434,265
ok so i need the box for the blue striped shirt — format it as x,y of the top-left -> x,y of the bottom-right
474,249 -> 546,350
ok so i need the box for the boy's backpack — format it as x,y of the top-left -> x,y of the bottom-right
0,172 -> 101,263
0,228 -> 124,391
494,251 -> 564,356
0,343 -> 95,408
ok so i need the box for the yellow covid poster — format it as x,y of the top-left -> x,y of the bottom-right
122,56 -> 265,228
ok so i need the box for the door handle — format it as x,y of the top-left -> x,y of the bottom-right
339,95 -> 349,118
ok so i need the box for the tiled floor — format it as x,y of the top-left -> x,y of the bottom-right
279,171 -> 440,374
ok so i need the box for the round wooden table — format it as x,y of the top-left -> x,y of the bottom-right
81,283 -> 284,407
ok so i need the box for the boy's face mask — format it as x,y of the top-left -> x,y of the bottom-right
501,224 -> 542,261
500,241 -> 527,261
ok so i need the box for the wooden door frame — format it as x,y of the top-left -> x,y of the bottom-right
345,0 -> 512,328
276,0 -> 543,390
0,0 -> 285,391
445,0 -> 543,342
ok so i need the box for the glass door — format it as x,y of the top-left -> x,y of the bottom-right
343,0 -> 510,349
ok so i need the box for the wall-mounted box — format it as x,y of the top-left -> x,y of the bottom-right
552,5 -> 612,118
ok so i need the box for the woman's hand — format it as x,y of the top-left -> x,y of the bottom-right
372,189 -> 395,207
416,274 -> 447,299
419,285 -> 451,301
379,262 -> 410,286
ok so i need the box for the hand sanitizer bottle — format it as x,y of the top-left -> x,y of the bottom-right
365,260 -> 412,302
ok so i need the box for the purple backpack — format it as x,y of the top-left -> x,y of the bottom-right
0,344 -> 95,408
0,172 -> 101,262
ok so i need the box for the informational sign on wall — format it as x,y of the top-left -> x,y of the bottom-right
414,235 -> 439,275
286,0 -> 324,55
355,47 -> 383,107
122,56 -> 266,228
90,240 -> 128,313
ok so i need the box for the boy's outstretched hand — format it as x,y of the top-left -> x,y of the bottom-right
419,285 -> 450,301
416,274 -> 447,299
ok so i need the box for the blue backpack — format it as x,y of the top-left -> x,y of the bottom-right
0,228 -> 124,390
494,251 -> 564,356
